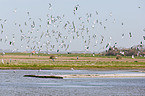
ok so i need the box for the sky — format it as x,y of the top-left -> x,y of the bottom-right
0,0 -> 145,53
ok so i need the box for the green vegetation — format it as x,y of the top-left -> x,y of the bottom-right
0,60 -> 145,70
0,53 -> 145,70
1,52 -> 145,59
116,55 -> 122,60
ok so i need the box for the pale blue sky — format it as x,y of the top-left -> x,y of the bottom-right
0,0 -> 145,53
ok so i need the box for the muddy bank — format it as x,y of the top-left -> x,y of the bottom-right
24,73 -> 145,79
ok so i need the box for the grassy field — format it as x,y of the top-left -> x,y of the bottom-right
3,52 -> 145,59
0,53 -> 145,70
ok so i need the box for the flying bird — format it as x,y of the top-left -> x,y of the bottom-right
48,3 -> 52,10
129,32 -> 132,37
73,4 -> 80,14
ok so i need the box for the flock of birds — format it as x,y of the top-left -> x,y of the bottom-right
0,3 -> 144,53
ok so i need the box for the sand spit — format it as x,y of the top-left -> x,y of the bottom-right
24,73 -> 145,79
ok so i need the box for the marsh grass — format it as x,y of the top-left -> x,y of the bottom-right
1,53 -> 145,59
0,53 -> 145,70
0,60 -> 145,70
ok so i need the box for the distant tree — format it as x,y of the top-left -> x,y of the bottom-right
105,47 -> 119,56
125,49 -> 137,56
103,45 -> 145,56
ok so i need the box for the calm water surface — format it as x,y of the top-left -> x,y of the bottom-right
0,70 -> 145,96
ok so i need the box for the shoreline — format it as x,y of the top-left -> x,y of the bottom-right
24,73 -> 145,79
0,67 -> 145,70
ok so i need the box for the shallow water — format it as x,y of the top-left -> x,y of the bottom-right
0,70 -> 145,96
